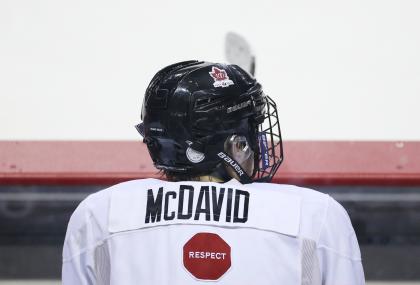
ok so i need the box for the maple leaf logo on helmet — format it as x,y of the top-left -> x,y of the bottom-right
209,66 -> 234,88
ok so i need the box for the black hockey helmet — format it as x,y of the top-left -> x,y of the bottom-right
136,60 -> 283,183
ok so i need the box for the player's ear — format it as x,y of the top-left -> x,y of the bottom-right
224,135 -> 254,179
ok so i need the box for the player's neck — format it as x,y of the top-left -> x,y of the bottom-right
196,175 -> 225,182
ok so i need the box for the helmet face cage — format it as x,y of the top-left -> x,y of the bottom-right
254,95 -> 284,182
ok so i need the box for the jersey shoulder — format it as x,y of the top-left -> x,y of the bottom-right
250,182 -> 333,241
63,178 -> 158,260
68,178 -> 159,225
253,182 -> 359,257
251,182 -> 330,211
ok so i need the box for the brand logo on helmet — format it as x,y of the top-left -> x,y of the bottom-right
217,152 -> 244,177
227,100 -> 252,113
258,132 -> 270,170
209,67 -> 234,88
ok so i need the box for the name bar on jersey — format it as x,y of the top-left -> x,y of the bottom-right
109,180 -> 301,236
145,185 -> 249,224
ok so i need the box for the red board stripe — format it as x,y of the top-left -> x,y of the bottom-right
0,141 -> 419,185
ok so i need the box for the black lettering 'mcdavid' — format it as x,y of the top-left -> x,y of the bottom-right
145,187 -> 163,223
178,185 -> 194,220
211,186 -> 225,221
164,191 -> 177,220
144,185 -> 249,224
194,186 -> 211,221
234,190 -> 249,223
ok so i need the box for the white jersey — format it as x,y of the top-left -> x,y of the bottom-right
62,178 -> 365,285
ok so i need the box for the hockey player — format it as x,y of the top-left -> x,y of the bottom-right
62,60 -> 365,284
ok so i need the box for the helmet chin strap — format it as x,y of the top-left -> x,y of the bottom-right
217,152 -> 253,184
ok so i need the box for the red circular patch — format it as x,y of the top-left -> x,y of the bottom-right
183,232 -> 231,281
